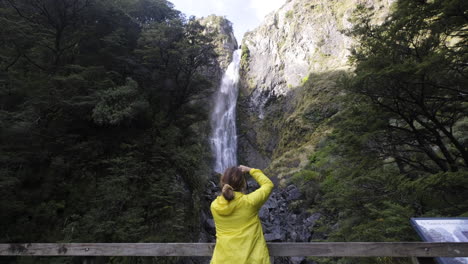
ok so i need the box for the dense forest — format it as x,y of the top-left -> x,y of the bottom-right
1,0 -> 467,264
291,1 -> 468,263
0,0 -> 219,263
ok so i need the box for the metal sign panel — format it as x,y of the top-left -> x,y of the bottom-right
411,218 -> 468,264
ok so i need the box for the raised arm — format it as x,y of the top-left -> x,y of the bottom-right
243,167 -> 274,209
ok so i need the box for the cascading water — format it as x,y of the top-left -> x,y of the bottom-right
211,49 -> 242,173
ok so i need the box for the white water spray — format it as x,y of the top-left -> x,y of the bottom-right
211,49 -> 241,173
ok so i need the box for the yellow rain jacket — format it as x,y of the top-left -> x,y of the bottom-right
210,168 -> 274,264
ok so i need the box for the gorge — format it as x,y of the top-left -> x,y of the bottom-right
205,1 -> 468,264
0,0 -> 466,264
203,1 -> 394,264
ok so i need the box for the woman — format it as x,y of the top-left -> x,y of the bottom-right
210,165 -> 274,264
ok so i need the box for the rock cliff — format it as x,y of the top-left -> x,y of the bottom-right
190,16 -> 238,168
238,0 -> 395,182
191,15 -> 238,102
199,15 -> 238,73
200,2 -> 397,263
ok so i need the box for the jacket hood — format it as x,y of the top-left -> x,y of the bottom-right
211,192 -> 243,216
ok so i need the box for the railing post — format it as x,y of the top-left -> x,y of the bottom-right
270,256 -> 274,263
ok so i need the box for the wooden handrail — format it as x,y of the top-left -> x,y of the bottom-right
1,242 -> 468,257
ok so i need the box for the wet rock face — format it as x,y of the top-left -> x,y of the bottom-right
189,16 -> 238,153
201,174 -> 321,264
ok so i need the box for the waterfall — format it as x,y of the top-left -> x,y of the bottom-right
211,49 -> 242,173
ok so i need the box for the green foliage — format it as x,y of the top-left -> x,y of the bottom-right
291,1 -> 468,263
240,44 -> 250,72
348,0 -> 468,172
92,77 -> 149,125
285,10 -> 294,19
0,0 -> 217,263
292,96 -> 466,264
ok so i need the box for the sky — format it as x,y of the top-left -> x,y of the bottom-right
169,0 -> 287,43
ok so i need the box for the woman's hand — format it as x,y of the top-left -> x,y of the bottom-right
238,165 -> 252,173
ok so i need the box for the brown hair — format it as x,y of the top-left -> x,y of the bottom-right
220,167 -> 245,201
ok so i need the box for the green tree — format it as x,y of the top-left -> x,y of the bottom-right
293,1 -> 468,263
0,1 -> 218,263
348,0 -> 468,173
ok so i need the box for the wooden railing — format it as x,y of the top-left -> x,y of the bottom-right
1,242 -> 468,263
